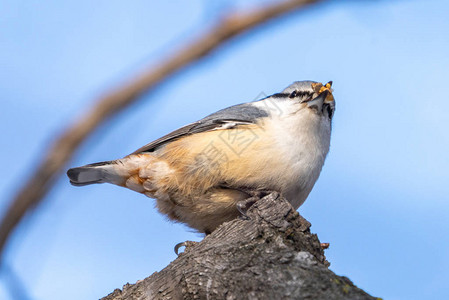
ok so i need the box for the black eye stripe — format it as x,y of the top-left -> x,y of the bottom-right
269,93 -> 290,98
295,91 -> 313,98
269,91 -> 313,99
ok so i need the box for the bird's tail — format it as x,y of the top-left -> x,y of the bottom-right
67,161 -> 123,186
67,154 -> 153,187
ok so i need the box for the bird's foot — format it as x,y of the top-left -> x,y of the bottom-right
236,197 -> 259,220
174,241 -> 198,256
242,189 -> 272,199
236,190 -> 275,220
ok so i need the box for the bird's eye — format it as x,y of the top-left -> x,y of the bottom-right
289,91 -> 297,98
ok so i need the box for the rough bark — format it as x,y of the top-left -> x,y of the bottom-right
102,193 -> 378,300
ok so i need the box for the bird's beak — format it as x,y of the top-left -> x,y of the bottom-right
307,90 -> 329,109
311,81 -> 334,104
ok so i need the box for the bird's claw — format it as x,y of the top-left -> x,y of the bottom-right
174,242 -> 186,255
174,241 -> 197,255
236,201 -> 252,220
236,190 -> 275,220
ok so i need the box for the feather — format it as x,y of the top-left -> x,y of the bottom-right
132,103 -> 268,154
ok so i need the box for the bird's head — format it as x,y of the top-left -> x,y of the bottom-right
281,80 -> 335,120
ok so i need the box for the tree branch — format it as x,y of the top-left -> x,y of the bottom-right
0,0 -> 323,260
102,193 -> 377,300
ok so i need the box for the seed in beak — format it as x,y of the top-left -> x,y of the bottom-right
311,82 -> 323,93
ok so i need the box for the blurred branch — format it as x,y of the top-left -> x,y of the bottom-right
1,264 -> 32,300
0,0 -> 322,261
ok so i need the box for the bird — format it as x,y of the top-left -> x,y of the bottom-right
67,80 -> 335,234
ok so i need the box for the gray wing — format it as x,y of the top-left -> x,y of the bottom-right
131,103 -> 268,154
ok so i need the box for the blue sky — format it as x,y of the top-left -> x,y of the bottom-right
1,0 -> 448,299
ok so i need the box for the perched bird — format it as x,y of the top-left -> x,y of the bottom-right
67,80 -> 335,234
